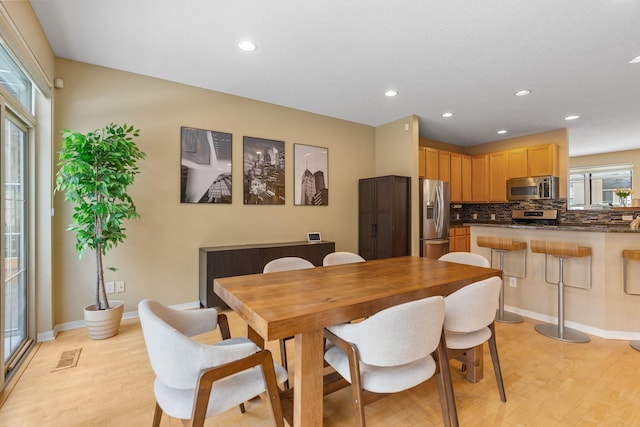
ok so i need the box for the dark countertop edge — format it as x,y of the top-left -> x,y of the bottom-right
465,222 -> 640,233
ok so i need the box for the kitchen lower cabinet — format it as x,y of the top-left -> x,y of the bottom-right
359,175 -> 410,260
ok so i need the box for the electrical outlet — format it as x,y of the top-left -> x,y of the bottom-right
473,213 -> 478,219
491,214 -> 496,220
509,277 -> 517,288
116,280 -> 125,293
105,281 -> 115,294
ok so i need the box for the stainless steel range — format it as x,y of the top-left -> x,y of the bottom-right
511,209 -> 558,226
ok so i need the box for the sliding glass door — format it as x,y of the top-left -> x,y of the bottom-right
3,114 -> 28,372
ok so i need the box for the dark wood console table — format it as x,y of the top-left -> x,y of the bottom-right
199,240 -> 335,308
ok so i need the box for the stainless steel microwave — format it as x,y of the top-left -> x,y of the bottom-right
507,176 -> 558,201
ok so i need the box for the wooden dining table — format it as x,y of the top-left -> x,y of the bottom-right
214,255 -> 502,427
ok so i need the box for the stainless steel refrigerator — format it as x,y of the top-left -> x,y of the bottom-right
420,178 -> 450,259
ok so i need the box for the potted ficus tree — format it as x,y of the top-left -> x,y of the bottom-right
55,123 -> 145,339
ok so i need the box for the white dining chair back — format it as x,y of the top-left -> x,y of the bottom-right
263,256 -> 314,272
323,251 -> 366,266
439,252 -> 490,268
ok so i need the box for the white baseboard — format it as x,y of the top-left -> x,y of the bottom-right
505,305 -> 640,341
36,300 -> 202,342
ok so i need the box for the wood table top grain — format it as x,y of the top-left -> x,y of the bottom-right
214,255 -> 502,341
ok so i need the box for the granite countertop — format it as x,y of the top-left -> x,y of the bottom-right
464,221 -> 640,233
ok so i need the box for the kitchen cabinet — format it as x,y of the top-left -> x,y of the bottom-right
471,154 -> 489,202
424,147 -> 439,179
359,175 -> 410,260
508,144 -> 559,178
438,151 -> 451,182
419,147 -> 439,179
199,240 -> 335,308
450,153 -> 472,203
489,151 -> 509,202
450,153 -> 462,202
449,226 -> 470,252
461,155 -> 472,202
528,144 -> 559,177
508,148 -> 528,178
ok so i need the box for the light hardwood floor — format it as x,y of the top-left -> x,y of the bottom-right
1,310 -> 640,426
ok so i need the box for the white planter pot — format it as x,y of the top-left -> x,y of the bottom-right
84,300 -> 124,340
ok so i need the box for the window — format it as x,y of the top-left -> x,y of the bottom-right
0,44 -> 32,113
569,164 -> 633,209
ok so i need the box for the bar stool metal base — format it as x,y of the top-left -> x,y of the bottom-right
496,310 -> 523,324
630,341 -> 640,352
534,323 -> 590,343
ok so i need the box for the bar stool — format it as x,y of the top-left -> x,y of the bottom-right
622,249 -> 640,351
530,240 -> 592,343
477,236 -> 527,324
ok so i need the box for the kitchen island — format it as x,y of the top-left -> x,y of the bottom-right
469,223 -> 640,340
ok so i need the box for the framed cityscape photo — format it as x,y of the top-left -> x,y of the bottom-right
243,136 -> 285,205
180,126 -> 232,203
294,144 -> 328,206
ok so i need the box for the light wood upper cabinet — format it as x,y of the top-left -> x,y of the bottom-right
528,144 -> 559,177
419,147 -> 426,178
424,147 -> 439,180
438,151 -> 450,182
507,144 -> 559,178
450,153 -> 462,202
461,155 -> 472,202
508,148 -> 528,178
489,151 -> 508,201
471,154 -> 489,202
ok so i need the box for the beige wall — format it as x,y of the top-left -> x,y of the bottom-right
53,58 -> 378,324
570,149 -> 640,195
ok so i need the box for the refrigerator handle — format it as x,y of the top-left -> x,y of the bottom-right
434,184 -> 442,234
371,223 -> 377,237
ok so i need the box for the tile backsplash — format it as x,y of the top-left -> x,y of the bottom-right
450,199 -> 640,224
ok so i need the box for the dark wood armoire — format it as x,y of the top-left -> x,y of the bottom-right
358,175 -> 411,260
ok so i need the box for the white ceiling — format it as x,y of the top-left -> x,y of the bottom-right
30,0 -> 640,157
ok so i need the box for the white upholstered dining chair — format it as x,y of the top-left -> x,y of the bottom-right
263,256 -> 315,388
323,295 -> 457,427
439,251 -> 490,268
444,276 -> 506,402
322,251 -> 366,266
263,256 -> 315,273
138,299 -> 288,427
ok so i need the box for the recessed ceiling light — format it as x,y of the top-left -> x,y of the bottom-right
384,90 -> 398,97
565,115 -> 580,121
497,130 -> 507,135
238,40 -> 257,52
441,112 -> 454,118
514,89 -> 531,97
629,55 -> 640,64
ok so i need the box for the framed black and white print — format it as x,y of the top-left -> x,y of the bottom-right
243,136 -> 285,205
294,144 -> 328,206
180,127 -> 232,203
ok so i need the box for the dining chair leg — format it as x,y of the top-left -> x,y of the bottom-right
152,402 -> 163,427
437,333 -> 459,427
260,351 -> 285,427
433,356 -> 451,427
348,357 -> 366,426
279,338 -> 290,389
488,322 -> 507,402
